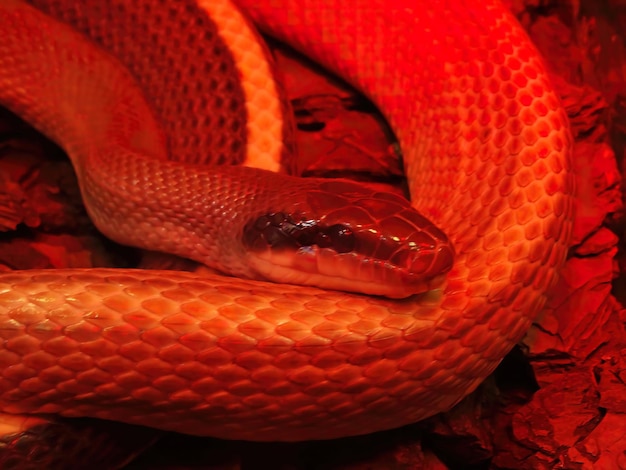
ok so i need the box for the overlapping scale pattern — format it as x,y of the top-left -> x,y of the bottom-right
0,0 -> 573,442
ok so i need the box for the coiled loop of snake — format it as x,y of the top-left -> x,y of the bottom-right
0,0 -> 573,442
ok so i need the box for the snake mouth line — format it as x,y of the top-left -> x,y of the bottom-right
246,247 -> 449,298
243,210 -> 454,298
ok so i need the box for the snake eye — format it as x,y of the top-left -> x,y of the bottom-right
243,213 -> 356,254
325,224 -> 354,253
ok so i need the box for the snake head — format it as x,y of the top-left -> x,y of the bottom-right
242,179 -> 454,298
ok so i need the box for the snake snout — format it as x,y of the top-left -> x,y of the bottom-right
241,179 -> 454,298
349,208 -> 455,298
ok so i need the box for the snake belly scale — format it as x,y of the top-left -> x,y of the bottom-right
0,0 -> 573,441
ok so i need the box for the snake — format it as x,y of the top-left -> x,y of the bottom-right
0,0 -> 573,447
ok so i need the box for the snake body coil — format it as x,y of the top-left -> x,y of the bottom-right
0,0 -> 572,441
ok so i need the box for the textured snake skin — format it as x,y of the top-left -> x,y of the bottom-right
0,0 -> 573,442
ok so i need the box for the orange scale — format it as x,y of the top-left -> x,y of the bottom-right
465,279 -> 491,297
547,96 -> 562,115
254,334 -> 295,355
530,82 -> 545,97
516,44 -> 533,62
504,97 -> 521,117
212,363 -> 251,384
534,196 -> 555,219
514,167 -> 534,188
478,229 -> 503,252
462,90 -> 476,107
500,216 -> 525,242
500,40 -> 514,55
189,377 -> 224,396
534,119 -> 551,137
216,303 -> 255,325
21,350 -> 60,372
482,61 -> 494,77
324,362 -> 364,385
487,77 -> 500,95
503,157 -> 522,178
507,240 -> 530,263
248,365 -> 286,386
487,263 -> 510,283
488,195 -> 510,218
523,220 -> 544,241
512,72 -> 528,88
152,374 -> 188,393
35,365 -> 74,385
529,264 -> 553,291
492,93 -> 507,112
476,47 -> 489,62
498,171 -> 521,196
546,240 -> 569,267
495,209 -> 516,232
234,350 -> 275,371
493,128 -> 509,149
431,338 -> 465,363
521,127 -> 538,146
140,297 -> 180,317
141,326 -> 179,348
396,349 -> 438,375
465,250 -> 486,269
518,92 -> 533,107
363,359 -> 398,383
477,92 -> 490,109
483,36 -> 499,52
160,312 -> 201,336
157,342 -> 196,365
507,117 -> 523,136
62,320 -> 102,343
531,159 -> 550,180
520,107 -> 538,126
522,181 -> 545,203
479,109 -> 491,126
548,213 -> 570,243
293,334 -> 335,354
522,63 -> 539,79
550,133 -> 565,151
507,188 -> 527,210
531,100 -> 550,117
551,184 -> 571,213
84,282 -> 123,298
519,144 -> 542,166
453,352 -> 490,379
492,48 -> 506,64
505,56 -> 522,71
236,318 -> 276,341
498,64 -> 512,81
309,349 -> 347,369
547,152 -> 566,174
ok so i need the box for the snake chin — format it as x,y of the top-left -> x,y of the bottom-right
246,246 -> 449,298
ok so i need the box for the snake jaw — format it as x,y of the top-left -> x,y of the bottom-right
244,245 -> 449,298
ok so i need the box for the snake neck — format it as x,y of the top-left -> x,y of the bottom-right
0,2 -> 255,279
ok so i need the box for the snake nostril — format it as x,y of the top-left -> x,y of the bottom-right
408,252 -> 435,275
388,232 -> 454,277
